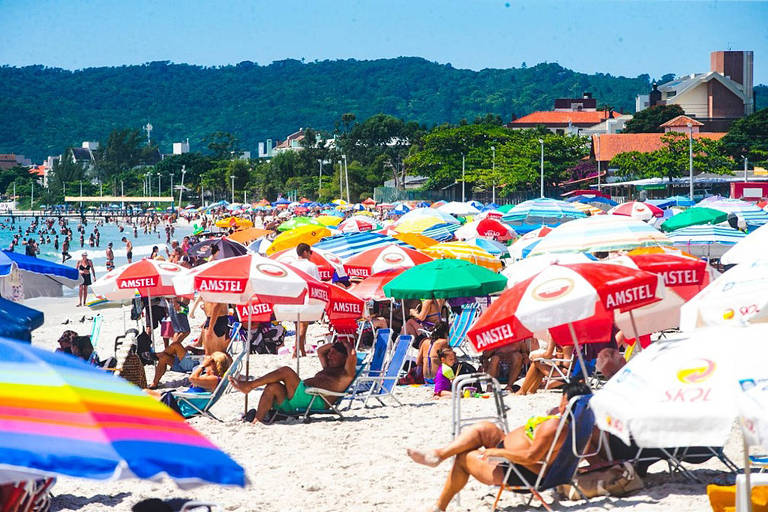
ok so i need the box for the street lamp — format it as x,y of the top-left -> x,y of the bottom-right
338,160 -> 343,201
170,173 -> 174,209
79,180 -> 82,209
342,154 -> 350,203
491,146 -> 496,204
687,123 -> 694,201
157,173 -> 161,197
538,139 -> 545,198
744,155 -> 749,183
461,153 -> 466,202
178,166 -> 187,209
230,175 -> 235,204
318,159 -> 324,196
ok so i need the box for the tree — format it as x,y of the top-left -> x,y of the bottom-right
95,128 -> 156,180
611,132 -> 733,182
203,131 -> 240,160
47,149 -> 86,201
623,104 -> 685,133
722,108 -> 768,167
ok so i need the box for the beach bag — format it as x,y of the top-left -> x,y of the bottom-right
130,298 -> 143,321
119,353 -> 147,389
557,462 -> 644,499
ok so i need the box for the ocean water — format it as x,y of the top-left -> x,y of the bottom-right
0,216 -> 193,274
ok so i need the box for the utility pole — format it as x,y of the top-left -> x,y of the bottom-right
170,173 -> 174,209
342,154 -> 350,203
30,182 -> 34,210
461,153 -> 466,202
230,175 -> 235,204
79,180 -> 82,210
597,135 -> 602,192
491,146 -> 496,204
744,155 -> 749,183
318,159 -> 324,196
121,180 -> 124,211
687,123 -> 694,201
178,166 -> 186,209
338,160 -> 343,201
539,139 -> 545,198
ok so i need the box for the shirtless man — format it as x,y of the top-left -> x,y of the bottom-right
230,340 -> 356,424
122,237 -> 133,264
480,341 -> 527,392
407,381 -> 591,512
105,242 -> 115,271
202,300 -> 229,355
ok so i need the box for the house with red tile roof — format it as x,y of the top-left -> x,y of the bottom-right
591,131 -> 727,166
508,93 -> 627,135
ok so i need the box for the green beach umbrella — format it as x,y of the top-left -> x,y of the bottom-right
660,207 -> 728,232
383,259 -> 506,299
278,216 -> 323,232
497,204 -> 514,214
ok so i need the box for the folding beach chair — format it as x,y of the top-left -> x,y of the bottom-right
351,334 -> 412,408
492,394 -> 596,512
452,372 -> 510,437
173,347 -> 246,421
447,303 -> 480,359
340,327 -> 391,405
538,350 -> 575,392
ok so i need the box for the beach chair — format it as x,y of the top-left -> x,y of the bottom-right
452,372 -> 510,437
278,365 -> 368,423
492,394 -> 596,512
172,347 -> 246,421
350,333 -> 412,408
538,350 -> 575,392
447,303 -> 480,359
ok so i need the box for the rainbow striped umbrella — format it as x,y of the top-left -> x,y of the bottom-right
0,338 -> 246,487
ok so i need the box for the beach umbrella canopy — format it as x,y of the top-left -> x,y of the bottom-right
0,298 -> 44,342
664,195 -> 696,207
570,202 -> 606,216
590,326 -> 768,449
174,253 -> 325,305
397,207 -> 459,226
188,238 -> 248,260
0,337 -> 245,486
392,232 -> 440,249
269,246 -> 346,282
421,222 -> 460,242
700,198 -> 768,229
338,216 -> 382,233
501,198 -> 587,234
350,268 -> 407,301
343,244 -> 433,279
468,238 -> 509,258
227,227 -> 273,244
455,218 -> 516,242
721,223 -> 768,265
437,201 -> 480,216
608,201 -> 663,221
312,232 -> 413,260
528,215 -> 669,256
507,226 -> 554,260
214,216 -> 253,229
660,207 -> 728,232
272,198 -> 291,206
277,216 -> 323,232
384,259 -> 506,299
395,216 -> 444,234
362,197 -> 377,206
324,283 -> 365,322
502,253 -> 596,287
316,215 -> 344,227
422,241 -> 503,272
235,296 -> 274,323
92,259 -> 186,300
565,195 -> 618,208
266,225 -> 331,255
668,224 -> 746,258
680,260 -> 768,330
392,203 -> 410,215
497,204 -> 514,214
467,262 -> 664,353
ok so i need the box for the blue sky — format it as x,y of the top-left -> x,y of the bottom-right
1,0 -> 766,83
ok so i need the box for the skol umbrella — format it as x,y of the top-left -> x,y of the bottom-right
0,337 -> 245,487
343,244 -> 433,279
528,215 -> 670,256
660,207 -> 728,232
609,201 -> 664,221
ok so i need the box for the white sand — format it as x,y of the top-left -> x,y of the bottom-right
26,296 -> 741,512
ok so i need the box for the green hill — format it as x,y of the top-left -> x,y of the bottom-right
0,58 -> 764,162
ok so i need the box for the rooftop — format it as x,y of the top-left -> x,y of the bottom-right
510,110 -> 622,126
593,132 -> 727,161
660,115 -> 704,128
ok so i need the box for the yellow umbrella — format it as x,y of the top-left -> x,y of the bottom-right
395,216 -> 444,234
228,227 -> 273,244
355,210 -> 375,217
571,202 -> 605,216
316,215 -> 343,227
215,216 -> 253,229
422,241 -> 502,272
393,232 -> 441,249
266,225 -> 331,255
332,199 -> 348,206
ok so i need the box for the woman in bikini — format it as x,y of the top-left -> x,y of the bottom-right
77,252 -> 95,307
405,298 -> 445,339
415,321 -> 450,381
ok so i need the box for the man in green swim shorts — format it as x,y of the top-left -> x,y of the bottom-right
230,339 -> 356,423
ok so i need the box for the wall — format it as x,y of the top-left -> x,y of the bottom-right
708,79 -> 745,118
671,83 -> 709,118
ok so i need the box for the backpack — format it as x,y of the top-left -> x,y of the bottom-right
250,323 -> 286,354
136,331 -> 154,366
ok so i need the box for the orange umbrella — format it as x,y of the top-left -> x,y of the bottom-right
228,228 -> 273,244
393,232 -> 440,249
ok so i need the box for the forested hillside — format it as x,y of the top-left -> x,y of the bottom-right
0,58 -> 764,161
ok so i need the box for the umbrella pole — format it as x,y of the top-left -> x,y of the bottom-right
147,289 -> 155,350
401,299 -> 406,336
628,310 -> 643,354
567,322 -> 591,388
743,432 -> 754,512
295,312 -> 301,376
244,313 -> 252,415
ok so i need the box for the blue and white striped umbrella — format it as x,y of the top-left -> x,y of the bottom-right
312,232 -> 413,260
669,224 -> 747,258
392,203 -> 411,215
699,198 -> 768,229
501,198 -> 587,234
422,222 -> 459,242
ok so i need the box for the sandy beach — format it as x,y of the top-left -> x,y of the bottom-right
26,296 -> 743,512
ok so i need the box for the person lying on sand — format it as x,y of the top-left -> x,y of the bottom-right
407,381 -> 591,512
230,340 -> 356,424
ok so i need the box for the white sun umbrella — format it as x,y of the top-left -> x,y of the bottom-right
591,325 -> 768,449
502,252 -> 596,287
507,226 -> 554,260
396,207 -> 460,226
668,224 -> 747,259
721,223 -> 768,265
528,215 -> 670,256
680,260 -> 768,331
436,201 -> 481,216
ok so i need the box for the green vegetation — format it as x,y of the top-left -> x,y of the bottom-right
0,59 -> 655,162
722,108 -> 768,167
622,104 -> 685,133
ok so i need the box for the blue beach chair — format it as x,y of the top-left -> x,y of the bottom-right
173,348 -> 246,421
352,334 -> 412,408
447,303 -> 480,358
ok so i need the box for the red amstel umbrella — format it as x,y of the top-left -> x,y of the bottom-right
325,284 -> 365,322
92,259 -> 184,300
338,217 -> 378,233
476,218 -> 516,241
235,297 -> 274,323
269,246 -> 344,281
350,268 -> 406,301
609,201 -> 663,221
467,262 -> 665,379
608,252 -> 714,337
343,244 -> 432,279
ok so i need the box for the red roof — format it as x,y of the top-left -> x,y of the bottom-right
28,165 -> 46,176
660,115 -> 703,128
510,110 -> 622,127
593,132 -> 727,161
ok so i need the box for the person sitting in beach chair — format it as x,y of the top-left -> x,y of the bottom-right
231,339 -> 356,424
407,381 -> 592,512
480,341 -> 528,393
151,352 -> 232,415
516,339 -> 574,395
405,298 -> 444,340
